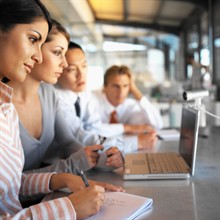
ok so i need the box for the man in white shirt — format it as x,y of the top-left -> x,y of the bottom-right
93,65 -> 163,130
92,65 -> 164,151
55,42 -> 158,152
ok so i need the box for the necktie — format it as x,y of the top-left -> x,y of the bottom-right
109,110 -> 118,123
74,97 -> 81,117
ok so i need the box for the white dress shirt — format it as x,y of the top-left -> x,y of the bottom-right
92,90 -> 163,129
90,90 -> 163,152
54,85 -> 124,147
54,85 -> 162,153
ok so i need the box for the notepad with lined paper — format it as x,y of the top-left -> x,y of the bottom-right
85,191 -> 153,220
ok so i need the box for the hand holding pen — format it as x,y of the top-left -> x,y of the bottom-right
50,172 -> 124,219
75,169 -> 90,187
68,185 -> 105,219
73,170 -> 125,192
50,173 -> 124,193
66,172 -> 124,218
72,169 -> 125,193
83,144 -> 104,168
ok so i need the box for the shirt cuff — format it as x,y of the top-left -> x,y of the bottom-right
21,172 -> 56,196
30,197 -> 76,219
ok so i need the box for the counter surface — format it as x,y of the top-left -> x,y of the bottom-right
87,126 -> 220,220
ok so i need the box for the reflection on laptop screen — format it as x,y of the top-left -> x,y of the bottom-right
179,106 -> 199,168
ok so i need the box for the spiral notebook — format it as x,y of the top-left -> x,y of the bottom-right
85,192 -> 153,220
43,190 -> 153,220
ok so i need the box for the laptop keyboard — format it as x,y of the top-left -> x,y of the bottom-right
146,153 -> 189,174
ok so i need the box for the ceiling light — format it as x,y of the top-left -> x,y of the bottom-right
103,41 -> 147,52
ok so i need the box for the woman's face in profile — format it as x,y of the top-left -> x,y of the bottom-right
30,32 -> 69,84
0,19 -> 48,82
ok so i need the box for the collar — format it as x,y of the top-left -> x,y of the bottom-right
55,84 -> 87,104
0,81 -> 13,105
103,93 -> 117,113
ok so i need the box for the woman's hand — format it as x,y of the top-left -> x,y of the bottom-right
50,173 -> 125,193
50,173 -> 87,192
88,179 -> 125,192
68,185 -> 105,220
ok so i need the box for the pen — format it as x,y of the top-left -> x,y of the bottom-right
100,136 -> 106,145
143,131 -> 162,140
93,136 -> 106,152
75,169 -> 90,187
97,135 -> 106,145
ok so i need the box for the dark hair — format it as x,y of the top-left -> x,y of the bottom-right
104,65 -> 132,86
0,0 -> 52,32
46,19 -> 70,43
68,41 -> 83,51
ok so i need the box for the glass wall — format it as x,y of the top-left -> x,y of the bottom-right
178,5 -> 214,94
213,0 -> 220,100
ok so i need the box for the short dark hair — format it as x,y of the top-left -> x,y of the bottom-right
104,65 -> 132,86
68,41 -> 83,51
46,19 -> 70,43
0,0 -> 52,32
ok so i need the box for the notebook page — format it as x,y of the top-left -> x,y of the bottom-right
85,191 -> 153,220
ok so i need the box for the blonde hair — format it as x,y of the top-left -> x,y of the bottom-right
45,19 -> 70,43
104,65 -> 132,86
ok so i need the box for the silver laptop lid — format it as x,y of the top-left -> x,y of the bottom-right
179,105 -> 200,175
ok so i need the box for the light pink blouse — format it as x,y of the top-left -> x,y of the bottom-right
0,81 -> 76,219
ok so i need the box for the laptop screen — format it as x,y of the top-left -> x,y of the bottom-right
179,106 -> 200,172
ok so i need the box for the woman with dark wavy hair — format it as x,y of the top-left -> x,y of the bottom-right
0,2 -> 123,217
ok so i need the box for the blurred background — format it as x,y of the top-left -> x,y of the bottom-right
42,0 -> 220,127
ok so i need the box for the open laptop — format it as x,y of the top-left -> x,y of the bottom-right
124,105 -> 200,180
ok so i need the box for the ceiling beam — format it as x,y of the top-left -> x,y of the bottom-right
153,0 -> 165,24
123,0 -> 128,21
96,19 -> 181,35
180,7 -> 205,30
169,0 -> 208,10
